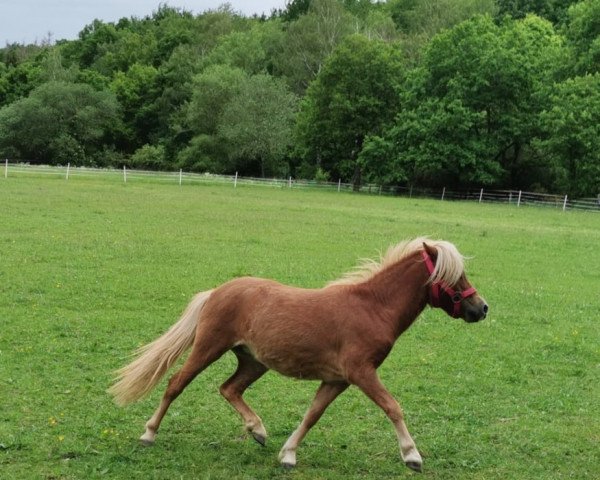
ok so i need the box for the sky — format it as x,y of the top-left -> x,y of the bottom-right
0,1 -> 288,45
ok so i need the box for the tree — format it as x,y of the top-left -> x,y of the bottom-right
0,81 -> 121,165
70,20 -> 119,68
496,0 -> 578,24
296,34 -> 404,184
274,0 -> 356,93
0,61 -> 42,106
534,74 -> 600,196
200,21 -> 284,74
563,0 -> 600,75
176,64 -> 247,172
386,0 -> 497,63
109,63 -> 160,149
218,74 -> 298,177
276,0 -> 312,21
370,14 -> 566,189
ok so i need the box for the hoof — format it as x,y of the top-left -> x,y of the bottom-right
281,462 -> 295,470
251,432 -> 267,447
139,429 -> 156,447
405,461 -> 422,473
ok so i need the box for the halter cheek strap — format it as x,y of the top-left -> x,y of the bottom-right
421,250 -> 477,318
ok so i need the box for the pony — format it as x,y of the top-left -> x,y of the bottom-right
108,238 -> 488,473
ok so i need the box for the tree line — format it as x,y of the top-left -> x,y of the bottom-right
0,0 -> 598,196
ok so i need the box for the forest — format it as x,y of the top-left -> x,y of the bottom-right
0,0 -> 599,196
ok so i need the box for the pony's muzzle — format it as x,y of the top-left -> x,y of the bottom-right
465,300 -> 488,323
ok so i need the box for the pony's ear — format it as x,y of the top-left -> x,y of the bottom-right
423,242 -> 437,260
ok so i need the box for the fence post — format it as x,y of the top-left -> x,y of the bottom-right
562,195 -> 568,212
234,171 -> 238,188
123,165 -> 127,183
179,169 -> 182,186
479,188 -> 484,203
517,190 -> 522,207
338,179 -> 341,192
441,187 -> 445,201
4,159 -> 7,179
66,163 -> 70,180
289,176 -> 292,188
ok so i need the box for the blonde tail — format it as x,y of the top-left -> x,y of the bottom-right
108,290 -> 213,406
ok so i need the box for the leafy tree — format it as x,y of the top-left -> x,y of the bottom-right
190,5 -> 249,52
0,81 -> 121,165
533,74 -> 600,196
0,61 -> 42,106
218,73 -> 298,177
176,65 -> 247,172
200,21 -> 284,74
152,44 -> 204,158
496,0 -> 578,24
387,0 -> 497,62
496,0 -> 555,20
185,65 -> 247,137
110,63 -> 159,149
275,0 -> 312,22
151,5 -> 197,64
71,20 -> 120,68
361,97 -> 500,186
74,68 -> 111,91
274,0 -> 356,93
371,14 -> 566,189
564,0 -> 600,75
362,9 -> 400,42
388,0 -> 497,33
296,34 -> 404,184
38,48 -> 78,82
93,29 -> 157,75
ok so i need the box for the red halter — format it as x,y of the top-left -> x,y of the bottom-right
421,250 -> 477,318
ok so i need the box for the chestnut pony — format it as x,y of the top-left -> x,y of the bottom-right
109,238 -> 488,472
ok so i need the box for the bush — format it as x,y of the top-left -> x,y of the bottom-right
129,144 -> 166,170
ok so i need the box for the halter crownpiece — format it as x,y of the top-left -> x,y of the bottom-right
421,250 -> 477,318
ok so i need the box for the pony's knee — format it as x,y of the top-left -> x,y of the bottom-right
219,382 -> 237,401
383,403 -> 404,423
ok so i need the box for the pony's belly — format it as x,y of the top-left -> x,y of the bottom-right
240,343 -> 344,381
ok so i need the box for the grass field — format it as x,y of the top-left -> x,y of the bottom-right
1,176 -> 598,480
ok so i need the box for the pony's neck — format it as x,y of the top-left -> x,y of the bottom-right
361,251 -> 430,338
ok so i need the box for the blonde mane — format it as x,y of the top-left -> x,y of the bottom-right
329,237 -> 466,287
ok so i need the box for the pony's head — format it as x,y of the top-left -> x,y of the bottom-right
421,242 -> 488,323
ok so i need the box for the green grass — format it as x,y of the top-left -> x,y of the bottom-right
1,176 -> 599,480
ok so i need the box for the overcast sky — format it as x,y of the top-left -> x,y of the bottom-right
1,1 -> 288,45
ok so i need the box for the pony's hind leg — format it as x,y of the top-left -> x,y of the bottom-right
219,347 -> 268,445
140,333 -> 230,446
278,381 -> 349,468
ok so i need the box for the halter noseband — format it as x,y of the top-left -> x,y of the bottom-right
421,250 -> 477,318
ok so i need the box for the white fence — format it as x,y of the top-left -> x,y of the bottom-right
3,161 -> 599,212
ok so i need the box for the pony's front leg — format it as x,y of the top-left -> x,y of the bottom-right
278,381 -> 348,468
350,369 -> 422,472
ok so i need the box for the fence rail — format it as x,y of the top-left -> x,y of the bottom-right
3,161 -> 599,212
